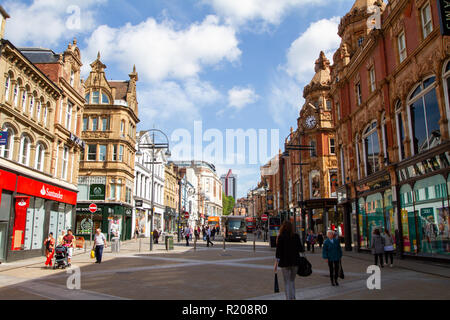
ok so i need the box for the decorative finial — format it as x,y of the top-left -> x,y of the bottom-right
97,51 -> 101,60
73,38 -> 77,45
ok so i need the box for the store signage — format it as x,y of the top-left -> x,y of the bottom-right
17,176 -> 77,205
89,203 -> 97,213
89,184 -> 105,200
438,0 -> 450,36
135,200 -> 143,207
76,206 -> 102,213
125,209 -> 132,216
0,131 -> 8,145
0,169 -> 17,205
69,133 -> 85,149
397,151 -> 450,183
356,174 -> 391,193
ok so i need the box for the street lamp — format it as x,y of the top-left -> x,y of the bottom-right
137,129 -> 171,251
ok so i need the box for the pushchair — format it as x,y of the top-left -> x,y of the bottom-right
53,245 -> 69,269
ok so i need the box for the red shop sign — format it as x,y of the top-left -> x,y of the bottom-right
0,169 -> 17,192
17,176 -> 77,205
11,196 -> 30,251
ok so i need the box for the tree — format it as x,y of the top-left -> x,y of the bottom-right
222,192 -> 235,216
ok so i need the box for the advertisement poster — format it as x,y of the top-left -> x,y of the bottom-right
437,207 -> 450,253
401,209 -> 411,252
310,171 -> 320,198
420,207 -> 436,253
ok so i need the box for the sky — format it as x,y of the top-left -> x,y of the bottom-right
3,0 -> 356,198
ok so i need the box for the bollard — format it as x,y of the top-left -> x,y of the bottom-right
194,237 -> 197,251
139,238 -> 142,252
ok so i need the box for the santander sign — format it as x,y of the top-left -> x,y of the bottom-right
17,176 -> 77,205
40,185 -> 64,200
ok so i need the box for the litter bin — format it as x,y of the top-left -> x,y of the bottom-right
111,237 -> 120,253
165,235 -> 174,250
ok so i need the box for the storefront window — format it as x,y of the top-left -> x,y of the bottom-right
366,193 -> 384,245
76,214 -> 102,235
24,197 -> 45,250
384,189 -> 398,248
358,198 -> 367,248
0,192 -> 12,221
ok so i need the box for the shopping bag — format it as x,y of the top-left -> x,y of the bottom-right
274,273 -> 280,293
90,249 -> 95,259
339,260 -> 345,279
297,253 -> 312,277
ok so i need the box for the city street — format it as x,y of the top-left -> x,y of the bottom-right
0,234 -> 449,300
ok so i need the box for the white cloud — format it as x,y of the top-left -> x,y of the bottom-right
3,0 -> 106,46
82,15 -> 241,82
268,74 -> 302,126
227,86 -> 259,109
285,17 -> 341,83
202,0 -> 326,27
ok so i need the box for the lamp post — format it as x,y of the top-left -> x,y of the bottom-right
137,129 -> 171,251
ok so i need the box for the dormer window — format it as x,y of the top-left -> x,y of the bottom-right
92,91 -> 99,104
85,93 -> 90,104
101,93 -> 109,104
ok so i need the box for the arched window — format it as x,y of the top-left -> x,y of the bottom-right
362,122 -> 380,176
395,101 -> 406,161
4,75 -> 10,101
340,146 -> 346,185
36,100 -> 42,122
407,76 -> 441,155
310,140 -> 317,157
92,91 -> 99,104
381,112 -> 388,165
442,60 -> 450,134
102,93 -> 109,104
355,134 -> 361,180
0,125 -> 14,160
43,103 -> 48,126
34,143 -> 45,172
13,84 -> 19,107
21,90 -> 27,112
19,134 -> 31,166
29,95 -> 34,117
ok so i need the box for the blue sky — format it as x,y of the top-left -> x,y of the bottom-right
3,0 -> 356,198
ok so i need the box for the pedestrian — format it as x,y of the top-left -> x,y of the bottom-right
153,229 -> 159,244
134,228 -> 139,242
307,230 -> 316,253
93,229 -> 107,264
317,232 -> 324,249
63,229 -> 75,267
202,226 -> 206,241
194,228 -> 199,241
371,228 -> 385,268
184,226 -> 191,246
211,227 -> 216,240
206,226 -> 214,247
322,230 -> 343,286
383,229 -> 395,267
57,230 -> 65,245
44,232 -> 55,268
274,221 -> 304,300
306,230 -> 312,251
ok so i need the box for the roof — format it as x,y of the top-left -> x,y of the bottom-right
19,47 -> 59,63
109,81 -> 129,100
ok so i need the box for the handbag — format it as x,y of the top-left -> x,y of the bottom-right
90,249 -> 95,259
297,253 -> 312,277
339,260 -> 344,279
274,273 -> 280,293
384,245 -> 394,251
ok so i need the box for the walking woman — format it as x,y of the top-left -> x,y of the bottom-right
371,228 -> 385,268
322,230 -> 343,286
274,221 -> 304,300
383,229 -> 395,267
44,232 -> 55,268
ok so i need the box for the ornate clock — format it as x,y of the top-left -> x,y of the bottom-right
304,115 -> 317,129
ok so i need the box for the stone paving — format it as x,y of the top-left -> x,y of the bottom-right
0,235 -> 449,300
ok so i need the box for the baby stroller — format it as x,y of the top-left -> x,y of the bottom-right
53,245 -> 68,269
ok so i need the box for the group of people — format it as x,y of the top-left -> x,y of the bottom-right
182,225 -> 219,247
43,229 -> 75,268
371,228 -> 395,267
305,230 -> 326,253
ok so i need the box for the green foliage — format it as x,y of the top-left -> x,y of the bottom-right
222,192 -> 235,216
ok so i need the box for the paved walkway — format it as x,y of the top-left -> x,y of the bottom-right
0,235 -> 448,300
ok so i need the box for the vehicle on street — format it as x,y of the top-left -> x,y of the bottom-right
245,217 -> 256,233
224,216 -> 247,242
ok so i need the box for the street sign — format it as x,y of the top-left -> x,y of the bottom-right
184,211 -> 189,219
0,131 -> 8,145
89,203 -> 97,213
261,214 -> 268,221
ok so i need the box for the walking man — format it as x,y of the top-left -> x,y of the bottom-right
184,226 -> 191,246
206,226 -> 214,247
93,229 -> 107,264
63,229 -> 75,267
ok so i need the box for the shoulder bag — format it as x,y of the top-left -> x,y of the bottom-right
297,252 -> 312,277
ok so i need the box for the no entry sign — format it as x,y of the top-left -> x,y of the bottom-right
184,211 -> 189,219
89,203 -> 97,213
261,214 -> 268,221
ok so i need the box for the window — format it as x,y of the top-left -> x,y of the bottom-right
21,90 -> 27,112
363,122 -> 380,176
381,113 -> 388,165
369,67 -> 376,92
398,32 -> 407,63
421,3 -> 433,39
92,117 -> 98,131
4,75 -> 10,100
119,145 -> 124,161
356,82 -> 362,106
408,76 -> 441,155
355,135 -> 361,180
62,146 -> 69,179
70,70 -> 74,86
36,100 -> 42,123
101,93 -> 109,104
336,102 -> 340,120
29,96 -> 34,116
66,102 -> 72,130
83,116 -> 88,131
120,120 -> 125,137
43,104 -> 48,126
340,146 -> 346,185
396,102 -> 406,160
34,143 -> 45,172
99,145 -> 107,161
329,138 -> 335,154
19,134 -> 31,166
92,91 -> 99,104
358,37 -> 364,47
112,144 -> 118,161
85,93 -> 90,104
13,84 -> 19,107
102,117 -> 109,131
54,144 -> 59,177
110,184 -> 116,200
310,140 -> 317,157
326,100 -> 332,110
0,125 -> 14,160
442,60 -> 450,134
87,144 -> 97,161
117,179 -> 122,201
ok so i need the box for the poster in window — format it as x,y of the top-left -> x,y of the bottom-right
310,171 -> 320,198
330,173 -> 338,197
24,207 -> 34,250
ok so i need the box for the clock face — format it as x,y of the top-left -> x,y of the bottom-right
305,115 -> 317,129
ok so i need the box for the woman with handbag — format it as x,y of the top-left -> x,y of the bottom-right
274,221 -> 304,300
322,230 -> 343,286
371,228 -> 385,268
383,229 -> 395,267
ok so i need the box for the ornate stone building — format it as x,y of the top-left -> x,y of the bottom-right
331,0 -> 450,258
76,53 -> 139,241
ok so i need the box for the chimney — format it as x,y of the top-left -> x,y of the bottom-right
0,6 -> 10,40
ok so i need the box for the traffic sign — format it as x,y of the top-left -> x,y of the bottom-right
89,203 -> 97,213
261,214 -> 268,221
184,211 -> 189,219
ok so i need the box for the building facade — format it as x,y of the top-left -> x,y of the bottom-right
76,53 -> 139,241
220,169 -> 237,201
164,162 -> 179,233
331,0 -> 450,258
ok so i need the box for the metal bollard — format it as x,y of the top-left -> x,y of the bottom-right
139,238 -> 142,252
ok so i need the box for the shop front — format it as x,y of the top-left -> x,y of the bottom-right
396,147 -> 450,259
0,169 -> 77,262
164,206 -> 176,233
75,203 -> 133,242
